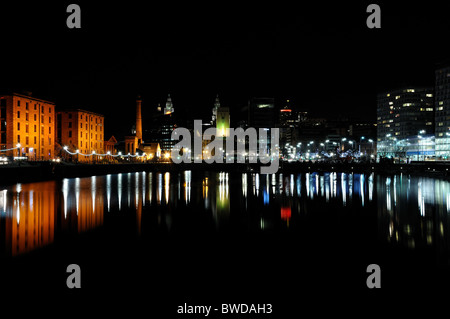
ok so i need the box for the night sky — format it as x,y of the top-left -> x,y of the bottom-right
1,1 -> 450,139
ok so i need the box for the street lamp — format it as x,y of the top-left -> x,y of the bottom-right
16,143 -> 21,157
368,139 -> 374,157
359,136 -> 365,153
417,135 -> 424,161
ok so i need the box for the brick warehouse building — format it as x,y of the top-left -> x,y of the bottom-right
56,109 -> 105,162
0,92 -> 55,160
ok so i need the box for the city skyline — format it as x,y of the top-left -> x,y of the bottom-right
2,2 -> 450,139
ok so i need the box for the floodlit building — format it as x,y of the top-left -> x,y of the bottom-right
56,109 -> 105,161
0,92 -> 55,160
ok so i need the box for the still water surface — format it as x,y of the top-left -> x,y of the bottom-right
1,170 -> 449,264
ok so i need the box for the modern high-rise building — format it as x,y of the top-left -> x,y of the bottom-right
376,87 -> 434,159
435,66 -> 450,159
57,109 -> 105,161
0,92 -> 55,160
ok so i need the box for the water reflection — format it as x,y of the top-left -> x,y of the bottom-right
1,171 -> 450,263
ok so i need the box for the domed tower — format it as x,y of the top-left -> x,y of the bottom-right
164,94 -> 174,115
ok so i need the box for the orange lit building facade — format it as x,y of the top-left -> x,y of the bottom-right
0,93 -> 55,160
57,109 -> 105,162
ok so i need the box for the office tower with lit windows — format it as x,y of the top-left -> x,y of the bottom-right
57,109 -> 105,161
0,92 -> 55,160
435,66 -> 450,159
376,87 -> 434,159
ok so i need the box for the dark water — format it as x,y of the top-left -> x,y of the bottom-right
1,170 -> 450,314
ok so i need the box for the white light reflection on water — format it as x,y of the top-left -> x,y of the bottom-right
106,174 -> 111,212
242,174 -> 247,198
15,184 -> 21,225
306,173 -> 310,198
164,172 -> 170,204
348,173 -> 353,201
117,174 -> 122,211
341,173 -> 347,206
148,172 -> 152,205
184,170 -> 191,204
63,178 -> 69,218
272,174 -> 276,195
320,175 -> 324,197
157,173 -> 162,205
386,177 -> 391,213
135,173 -> 139,208
142,172 -> 146,206
75,178 -> 80,215
91,176 -> 96,213
127,173 -> 131,208
360,174 -> 365,207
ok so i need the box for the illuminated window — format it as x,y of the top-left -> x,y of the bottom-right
439,101 -> 444,105
426,94 -> 433,97
386,93 -> 390,97
403,103 -> 412,107
438,106 -> 444,111
406,89 -> 415,93
395,96 -> 400,99
426,108 -> 433,111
